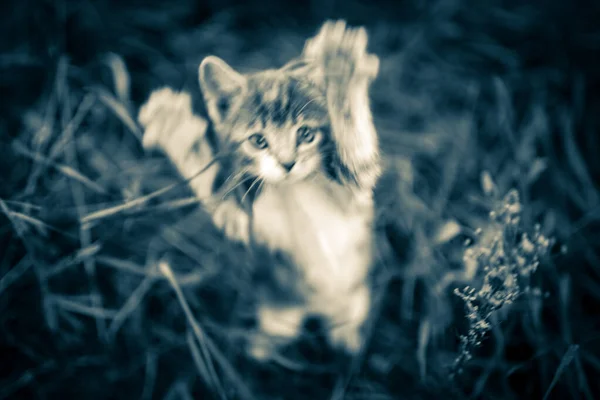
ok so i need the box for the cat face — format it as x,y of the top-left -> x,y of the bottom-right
199,56 -> 332,184
239,121 -> 325,183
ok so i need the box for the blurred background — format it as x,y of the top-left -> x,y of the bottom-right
1,0 -> 600,399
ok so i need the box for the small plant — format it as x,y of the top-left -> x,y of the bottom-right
451,184 -> 555,378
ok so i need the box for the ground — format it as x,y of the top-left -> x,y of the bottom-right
1,0 -> 600,399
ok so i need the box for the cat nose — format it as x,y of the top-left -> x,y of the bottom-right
281,161 -> 296,172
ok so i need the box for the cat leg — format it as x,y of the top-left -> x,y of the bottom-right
248,304 -> 306,360
138,88 -> 250,244
326,283 -> 371,355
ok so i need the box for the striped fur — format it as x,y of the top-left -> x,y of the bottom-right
138,20 -> 381,360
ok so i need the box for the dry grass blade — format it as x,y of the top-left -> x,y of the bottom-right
107,274 -> 155,339
0,198 -> 58,331
1,200 -> 43,210
0,256 -> 33,296
163,381 -> 194,400
140,352 -> 158,400
20,90 -> 96,196
583,352 -> 600,373
60,87 -> 109,342
46,93 -> 97,160
96,256 -> 150,276
160,261 -> 222,393
52,295 -> 118,319
12,140 -> 108,195
567,204 -> 600,238
177,382 -> 195,400
2,209 -> 48,236
186,331 -> 225,399
96,197 -> 201,221
542,344 -> 579,400
159,227 -> 213,266
165,262 -> 225,398
22,58 -> 62,195
417,318 -> 431,381
80,156 -> 222,224
136,197 -> 200,213
559,275 -> 573,345
471,324 -> 506,399
0,199 -> 26,237
560,109 -> 599,208
0,360 -> 57,399
79,225 -> 106,340
159,261 -> 256,400
96,256 -> 210,287
94,86 -> 142,141
81,181 -> 181,224
573,353 -> 594,400
105,53 -> 131,105
42,243 -> 102,279
431,114 -> 473,215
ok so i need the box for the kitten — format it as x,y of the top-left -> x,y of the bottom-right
138,20 -> 381,360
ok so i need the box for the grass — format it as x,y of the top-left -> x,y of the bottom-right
1,0 -> 600,398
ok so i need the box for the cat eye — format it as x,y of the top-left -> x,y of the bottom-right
248,133 -> 268,149
297,126 -> 317,144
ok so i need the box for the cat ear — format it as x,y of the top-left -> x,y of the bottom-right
198,56 -> 246,124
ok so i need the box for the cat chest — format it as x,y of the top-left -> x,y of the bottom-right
251,183 -> 373,293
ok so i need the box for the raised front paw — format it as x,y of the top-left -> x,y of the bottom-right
303,20 -> 379,88
138,87 -> 207,153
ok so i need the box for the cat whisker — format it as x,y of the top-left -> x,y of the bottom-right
226,165 -> 252,185
257,179 -> 266,193
221,165 -> 250,188
241,177 -> 263,204
220,175 -> 253,201
252,178 -> 267,198
213,167 -> 251,201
